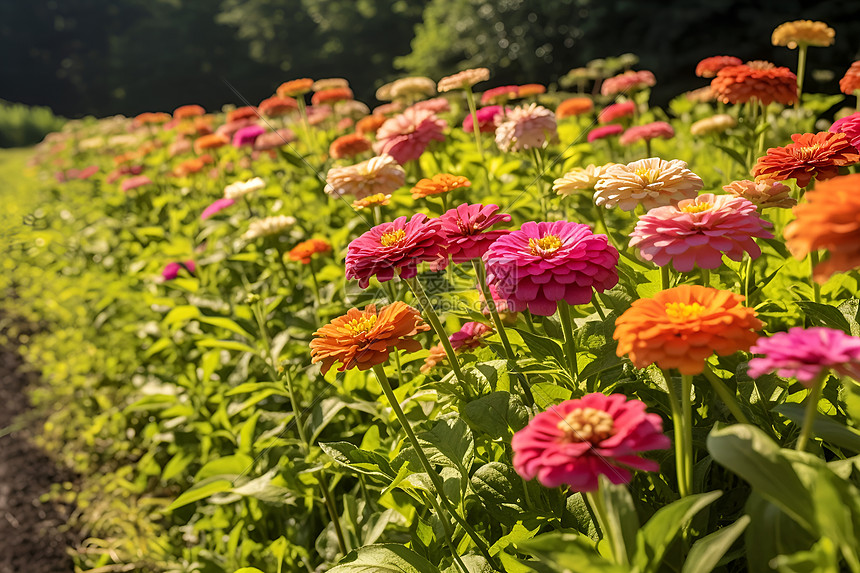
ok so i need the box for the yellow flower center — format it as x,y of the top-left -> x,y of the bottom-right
665,302 -> 707,320
344,314 -> 377,335
635,167 -> 662,185
557,407 -> 615,443
529,234 -> 563,256
681,202 -> 712,213
380,229 -> 406,247
796,143 -> 820,160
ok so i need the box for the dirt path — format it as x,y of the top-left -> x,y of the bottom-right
0,320 -> 75,573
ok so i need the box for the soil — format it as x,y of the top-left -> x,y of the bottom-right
0,319 -> 75,573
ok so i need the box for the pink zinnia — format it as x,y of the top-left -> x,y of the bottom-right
216,118 -> 257,139
512,392 -> 671,491
463,105 -> 503,133
233,125 -> 266,148
598,101 -> 636,124
201,197 -> 236,220
748,327 -> 860,385
345,213 -> 448,288
479,283 -> 514,316
373,108 -> 447,164
483,221 -> 618,316
407,97 -> 451,115
162,260 -> 196,281
601,70 -> 656,96
619,121 -> 675,146
696,56 -> 743,78
481,85 -> 519,105
254,128 -> 296,151
830,112 -> 860,152
78,165 -> 99,180
495,103 -> 558,152
587,124 -> 624,142
450,322 -> 492,350
121,175 -> 153,192
438,203 -> 511,263
629,193 -> 773,272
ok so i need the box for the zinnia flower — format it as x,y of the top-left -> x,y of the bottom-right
481,85 -> 519,105
483,221 -> 618,316
598,101 -> 635,124
421,344 -> 447,374
225,177 -> 265,200
437,68 -> 490,92
193,134 -> 229,154
614,285 -> 763,374
601,70 -> 656,96
335,100 -> 370,118
172,155 -> 213,177
288,238 -> 332,264
629,194 -> 773,272
277,78 -> 314,98
201,197 -> 236,220
162,260 -> 196,281
449,321 -> 492,350
254,128 -> 296,150
752,131 -> 859,188
324,154 -> 406,199
345,213 -> 448,288
723,179 -> 795,209
438,203 -> 511,263
121,175 -> 153,192
556,98 -> 594,119
259,96 -> 298,117
748,327 -> 860,384
553,163 -> 616,196
619,121 -> 674,146
772,20 -> 835,49
352,193 -> 391,210
410,173 -> 470,199
310,302 -> 430,374
695,56 -> 743,78
840,62 -> 860,95
690,114 -> 736,136
389,77 -> 437,100
242,215 -> 297,240
174,104 -> 206,120
312,87 -> 354,106
517,84 -> 546,97
134,112 -> 171,127
587,124 -> 624,142
356,115 -> 388,137
512,393 -> 671,491
711,63 -> 797,106
685,86 -> 716,103
784,173 -> 860,281
233,125 -> 265,148
313,78 -> 349,91
829,112 -> 860,151
227,107 -> 258,123
463,106 -> 503,133
594,158 -> 704,211
406,97 -> 450,115
495,103 -> 558,152
329,133 -> 373,159
373,109 -> 447,164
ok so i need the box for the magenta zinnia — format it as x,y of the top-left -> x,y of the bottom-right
629,193 -> 773,272
748,327 -> 860,385
345,214 -> 448,288
483,221 -> 618,316
512,392 -> 671,491
438,203 -> 511,263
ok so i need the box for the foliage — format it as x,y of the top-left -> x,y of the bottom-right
0,100 -> 64,148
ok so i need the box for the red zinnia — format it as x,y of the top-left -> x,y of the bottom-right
840,62 -> 860,95
329,133 -> 373,159
752,131 -> 859,188
259,96 -> 298,117
481,85 -> 519,105
711,62 -> 797,106
312,87 -> 354,106
173,104 -> 206,120
227,106 -> 259,122
695,56 -> 743,78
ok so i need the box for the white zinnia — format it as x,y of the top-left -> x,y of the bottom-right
225,177 -> 266,200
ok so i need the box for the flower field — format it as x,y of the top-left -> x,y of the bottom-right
5,19 -> 860,573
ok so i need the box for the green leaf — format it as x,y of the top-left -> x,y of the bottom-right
471,462 -> 527,525
707,424 -> 815,532
513,328 -> 565,365
195,453 -> 255,480
635,490 -> 722,572
598,477 -> 639,565
233,569 -> 266,573
197,316 -> 253,339
774,403 -> 860,453
514,532 -> 626,573
162,451 -> 195,482
796,301 -> 852,334
166,477 -> 234,511
714,144 -> 748,170
681,516 -> 749,573
327,543 -> 438,573
414,416 -> 475,479
462,391 -> 529,439
319,442 -> 397,482
196,339 -> 258,354
163,305 -> 200,327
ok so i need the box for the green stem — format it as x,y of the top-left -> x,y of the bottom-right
370,364 -> 500,569
701,267 -> 710,288
585,490 -> 625,565
644,138 -> 652,158
662,369 -> 692,497
308,259 -> 322,308
472,259 -> 534,406
557,300 -> 580,383
743,254 -> 753,303
795,44 -> 808,109
405,277 -> 470,394
701,363 -> 751,424
592,204 -> 620,252
680,373 -> 694,495
591,290 -> 606,320
464,88 -> 485,161
756,101 -> 768,158
795,373 -> 826,451
661,265 -> 671,291
422,491 -> 470,573
809,250 -> 821,303
317,471 -> 348,555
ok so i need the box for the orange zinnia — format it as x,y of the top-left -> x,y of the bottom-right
312,87 -> 354,106
277,78 -> 314,98
134,112 -> 171,126
752,131 -> 859,188
410,173 -> 471,199
329,133 -> 373,159
356,114 -> 388,137
785,174 -> 860,282
172,154 -> 214,177
174,104 -> 206,120
517,84 -> 546,97
259,96 -> 298,117
288,239 -> 332,264
556,97 -> 594,119
614,285 -> 763,375
310,302 -> 430,374
352,193 -> 391,210
194,133 -> 229,154
840,61 -> 860,95
710,62 -> 797,106
227,106 -> 258,123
